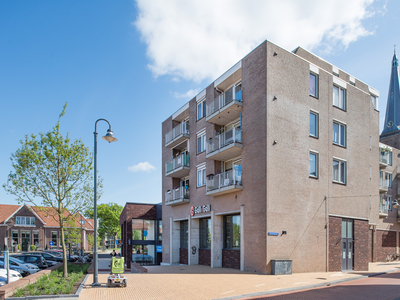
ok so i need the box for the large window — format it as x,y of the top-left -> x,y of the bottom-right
197,166 -> 206,187
12,231 -> 18,246
199,218 -> 211,249
333,85 -> 346,110
180,221 -> 188,248
33,231 -> 39,246
132,219 -> 155,241
197,98 -> 206,120
310,111 -> 318,137
224,215 -> 240,249
16,216 -> 35,225
51,231 -> 58,246
309,152 -> 318,178
333,121 -> 346,147
333,159 -> 346,184
310,73 -> 318,97
197,131 -> 206,153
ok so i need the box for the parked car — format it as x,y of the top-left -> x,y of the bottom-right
0,256 -> 39,274
11,254 -> 49,269
0,261 -> 30,277
0,269 -> 22,283
26,252 -> 63,263
43,251 -> 77,262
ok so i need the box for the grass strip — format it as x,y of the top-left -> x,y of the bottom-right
13,263 -> 89,297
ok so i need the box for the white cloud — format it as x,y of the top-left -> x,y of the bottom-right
134,0 -> 375,82
128,162 -> 156,172
173,88 -> 201,99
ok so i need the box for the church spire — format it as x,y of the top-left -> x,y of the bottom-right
381,48 -> 400,136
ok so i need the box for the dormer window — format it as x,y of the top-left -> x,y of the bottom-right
16,216 -> 35,225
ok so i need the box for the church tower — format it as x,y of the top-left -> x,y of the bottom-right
380,50 -> 400,147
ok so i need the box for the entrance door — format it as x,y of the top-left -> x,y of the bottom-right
341,219 -> 353,271
21,231 -> 31,252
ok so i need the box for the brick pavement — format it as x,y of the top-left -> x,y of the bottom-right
78,262 -> 400,300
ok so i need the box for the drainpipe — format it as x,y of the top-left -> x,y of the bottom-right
325,196 -> 329,272
372,225 -> 376,262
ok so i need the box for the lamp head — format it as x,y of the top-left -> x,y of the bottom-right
102,129 -> 117,143
392,200 -> 399,208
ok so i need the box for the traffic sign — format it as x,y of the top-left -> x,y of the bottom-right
49,241 -> 54,246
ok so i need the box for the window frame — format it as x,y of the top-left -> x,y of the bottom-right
223,214 -> 241,250
333,85 -> 346,110
197,98 -> 206,120
180,221 -> 188,249
197,166 -> 206,187
310,73 -> 318,98
387,195 -> 392,211
197,131 -> 206,154
199,218 -> 211,249
310,111 -> 319,138
385,172 -> 392,188
333,120 -> 346,147
309,151 -> 318,178
333,158 -> 346,184
51,231 -> 58,247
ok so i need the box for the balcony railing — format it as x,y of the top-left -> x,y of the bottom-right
206,169 -> 243,196
379,152 -> 389,168
165,187 -> 190,206
379,177 -> 388,193
206,128 -> 243,161
206,88 -> 242,125
165,154 -> 190,177
379,199 -> 388,217
165,122 -> 190,149
207,90 -> 242,117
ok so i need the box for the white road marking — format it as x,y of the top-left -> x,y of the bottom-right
293,282 -> 310,285
220,290 -> 235,295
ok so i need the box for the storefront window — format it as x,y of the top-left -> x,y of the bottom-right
132,219 -> 155,241
180,221 -> 188,248
143,220 -> 155,240
200,218 -> 211,249
224,215 -> 240,249
132,245 -> 155,265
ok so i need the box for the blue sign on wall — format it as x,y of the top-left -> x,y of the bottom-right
49,241 -> 54,246
268,232 -> 279,236
156,245 -> 162,253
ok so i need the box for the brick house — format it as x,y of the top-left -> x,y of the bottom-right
0,204 -> 95,252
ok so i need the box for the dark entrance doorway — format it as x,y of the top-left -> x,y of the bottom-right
21,231 -> 30,252
341,219 -> 353,271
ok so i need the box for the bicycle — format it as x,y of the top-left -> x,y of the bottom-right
386,253 -> 400,262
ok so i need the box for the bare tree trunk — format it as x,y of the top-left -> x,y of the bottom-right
59,215 -> 68,278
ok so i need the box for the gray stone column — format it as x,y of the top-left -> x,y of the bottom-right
170,217 -> 180,264
211,210 -> 222,268
240,205 -> 245,271
189,216 -> 199,265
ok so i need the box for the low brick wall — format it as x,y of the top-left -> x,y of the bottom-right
198,249 -> 211,266
0,263 -> 62,300
179,248 -> 188,265
376,230 -> 396,262
222,250 -> 240,269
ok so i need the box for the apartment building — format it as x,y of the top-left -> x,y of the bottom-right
161,40 -> 380,274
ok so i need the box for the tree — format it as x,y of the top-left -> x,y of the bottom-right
3,103 -> 101,277
86,203 -> 123,248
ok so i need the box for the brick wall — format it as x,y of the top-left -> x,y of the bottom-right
198,249 -> 211,266
222,250 -> 240,269
329,216 -> 342,272
179,248 -> 188,264
376,230 -> 396,262
354,219 -> 369,271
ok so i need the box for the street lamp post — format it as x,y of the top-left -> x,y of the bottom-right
91,119 -> 117,286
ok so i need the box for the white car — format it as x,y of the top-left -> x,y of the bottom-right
0,269 -> 22,283
0,256 -> 39,274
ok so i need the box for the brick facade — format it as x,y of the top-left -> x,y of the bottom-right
198,249 -> 211,266
353,219 -> 369,271
376,230 -> 396,262
328,216 -> 342,272
222,250 -> 240,269
179,248 -> 188,264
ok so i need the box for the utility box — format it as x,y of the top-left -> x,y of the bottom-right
271,259 -> 292,275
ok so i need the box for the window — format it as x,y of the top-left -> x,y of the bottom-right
371,95 -> 377,110
199,218 -> 211,249
33,231 -> 39,246
310,111 -> 318,137
333,121 -> 346,147
51,232 -> 58,246
310,73 -> 318,97
12,231 -> 18,246
385,173 -> 392,188
197,98 -> 206,120
180,221 -> 188,248
333,159 -> 346,184
132,219 -> 155,241
197,166 -> 206,187
309,152 -> 318,178
224,215 -> 240,249
157,220 -> 162,243
387,195 -> 392,211
15,216 -> 35,225
333,85 -> 346,110
388,151 -> 392,166
197,131 -> 206,153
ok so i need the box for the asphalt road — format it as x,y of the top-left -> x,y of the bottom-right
248,271 -> 400,300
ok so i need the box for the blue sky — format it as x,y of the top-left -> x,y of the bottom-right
0,0 -> 399,208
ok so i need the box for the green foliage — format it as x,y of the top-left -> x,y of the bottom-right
85,202 -> 123,248
30,244 -> 36,251
13,263 -> 90,297
3,103 -> 102,277
87,232 -> 101,249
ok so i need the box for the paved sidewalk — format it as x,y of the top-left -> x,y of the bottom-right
79,262 -> 400,300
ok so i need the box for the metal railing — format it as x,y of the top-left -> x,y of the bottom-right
165,187 -> 190,203
379,177 -> 389,189
379,152 -> 389,164
206,169 -> 242,191
165,122 -> 190,145
207,128 -> 242,155
165,154 -> 190,174
206,90 -> 242,117
379,199 -> 388,215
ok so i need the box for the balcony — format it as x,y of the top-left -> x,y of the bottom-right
379,199 -> 388,218
165,154 -> 190,178
379,152 -> 389,169
206,128 -> 243,161
165,122 -> 190,150
379,177 -> 388,193
206,169 -> 243,196
165,187 -> 190,206
206,90 -> 242,125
